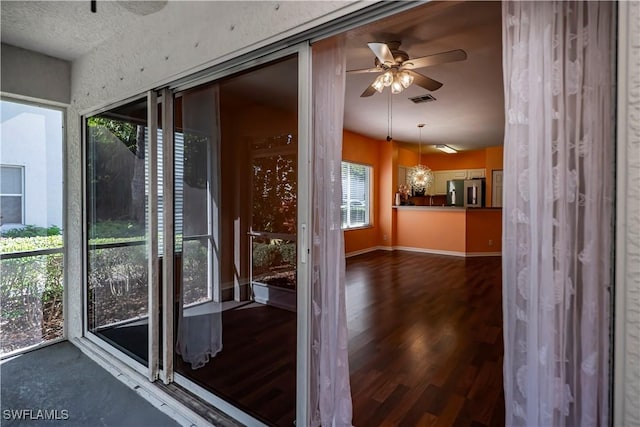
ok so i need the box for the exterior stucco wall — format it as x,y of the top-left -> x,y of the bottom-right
0,103 -> 63,230
65,1 -> 369,338
1,43 -> 71,105
615,2 -> 640,426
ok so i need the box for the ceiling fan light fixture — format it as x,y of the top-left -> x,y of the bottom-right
435,144 -> 458,154
391,76 -> 404,94
398,71 -> 414,89
381,71 -> 394,87
371,75 -> 385,93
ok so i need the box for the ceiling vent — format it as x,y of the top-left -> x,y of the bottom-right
409,94 -> 437,104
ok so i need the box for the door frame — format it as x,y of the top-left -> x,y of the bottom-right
81,93 -> 154,379
166,42 -> 313,426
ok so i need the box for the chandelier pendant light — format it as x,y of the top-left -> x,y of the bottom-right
408,124 -> 434,193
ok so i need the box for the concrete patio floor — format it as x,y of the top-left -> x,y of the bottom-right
0,341 -> 181,427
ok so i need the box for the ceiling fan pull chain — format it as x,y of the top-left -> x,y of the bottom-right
387,90 -> 393,142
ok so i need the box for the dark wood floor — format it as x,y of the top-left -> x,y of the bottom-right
173,250 -> 504,426
175,303 -> 297,426
347,251 -> 504,427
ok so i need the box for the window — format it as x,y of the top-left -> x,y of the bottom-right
1,99 -> 64,356
341,161 -> 371,229
1,165 -> 24,225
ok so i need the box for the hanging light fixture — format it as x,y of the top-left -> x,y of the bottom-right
407,124 -> 434,194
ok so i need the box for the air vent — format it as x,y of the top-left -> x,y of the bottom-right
409,94 -> 437,104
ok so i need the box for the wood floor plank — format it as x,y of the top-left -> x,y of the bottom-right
347,251 -> 504,427
173,250 -> 505,426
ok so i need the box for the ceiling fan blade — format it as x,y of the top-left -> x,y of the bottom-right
368,42 -> 395,65
406,70 -> 443,91
360,84 -> 378,97
346,67 -> 383,74
402,49 -> 467,70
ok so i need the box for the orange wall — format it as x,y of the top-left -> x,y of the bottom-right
342,130 -> 382,254
465,209 -> 502,253
395,209 -> 467,253
343,129 -> 504,255
379,140 -> 396,248
420,149 -> 486,171
398,146 -> 418,167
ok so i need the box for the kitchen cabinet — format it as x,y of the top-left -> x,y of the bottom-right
467,168 -> 486,179
397,167 -> 486,195
432,172 -> 451,195
429,169 -> 486,194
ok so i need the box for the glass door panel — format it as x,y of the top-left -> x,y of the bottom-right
86,98 -> 150,365
173,55 -> 298,426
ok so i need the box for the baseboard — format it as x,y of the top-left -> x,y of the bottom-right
345,246 -> 391,258
346,246 -> 502,258
392,246 -> 466,257
465,251 -> 502,257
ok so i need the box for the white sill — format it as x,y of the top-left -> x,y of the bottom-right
342,225 -> 374,232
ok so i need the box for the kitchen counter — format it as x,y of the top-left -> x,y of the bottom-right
392,206 -> 502,256
393,205 -> 465,211
393,205 -> 501,211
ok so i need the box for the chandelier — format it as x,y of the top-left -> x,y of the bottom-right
408,124 -> 433,193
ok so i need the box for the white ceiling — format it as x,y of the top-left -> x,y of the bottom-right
343,1 -> 504,151
0,1 -> 169,61
0,1 -> 504,152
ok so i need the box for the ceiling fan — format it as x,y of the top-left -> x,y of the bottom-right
348,41 -> 467,97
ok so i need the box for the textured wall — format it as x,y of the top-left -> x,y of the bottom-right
1,43 -> 71,104
64,1 -> 366,338
615,2 -> 640,426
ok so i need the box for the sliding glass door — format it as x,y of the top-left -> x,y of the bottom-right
84,48 -> 311,425
85,98 -> 151,366
173,55 -> 299,426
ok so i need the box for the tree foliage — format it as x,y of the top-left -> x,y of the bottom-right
251,134 -> 297,234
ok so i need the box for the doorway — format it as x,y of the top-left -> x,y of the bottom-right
85,51 -> 309,426
172,55 -> 300,426
336,1 -> 506,424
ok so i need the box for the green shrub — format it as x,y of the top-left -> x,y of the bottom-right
280,243 -> 296,266
89,220 -> 145,239
252,242 -> 282,270
0,235 -> 63,253
252,241 -> 296,270
1,225 -> 61,238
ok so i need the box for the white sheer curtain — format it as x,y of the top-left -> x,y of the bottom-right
502,2 -> 613,426
175,84 -> 223,369
310,36 -> 353,427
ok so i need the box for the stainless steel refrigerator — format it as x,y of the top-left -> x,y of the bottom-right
446,179 -> 465,206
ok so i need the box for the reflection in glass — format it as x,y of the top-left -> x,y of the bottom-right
174,56 -> 298,426
175,86 -> 223,369
85,98 -> 149,364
